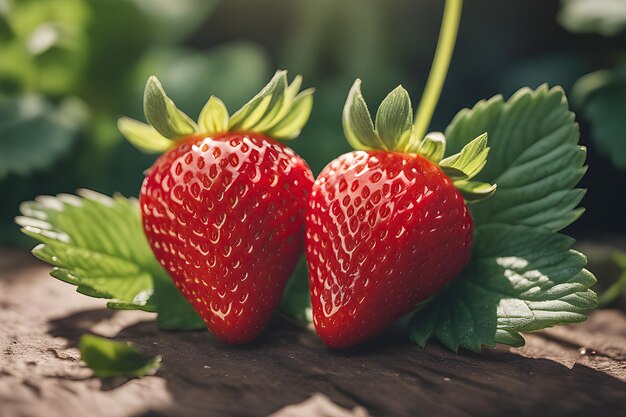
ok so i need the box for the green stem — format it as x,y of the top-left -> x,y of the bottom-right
412,0 -> 463,142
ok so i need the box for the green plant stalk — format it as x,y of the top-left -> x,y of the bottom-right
412,0 -> 463,144
600,270 -> 626,306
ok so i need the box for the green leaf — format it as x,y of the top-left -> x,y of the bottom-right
558,0 -> 626,37
0,94 -> 84,179
415,132 -> 446,163
342,79 -> 381,151
117,117 -> 173,153
228,70 -> 282,130
266,88 -> 314,140
152,270 -> 205,330
409,85 -> 596,351
79,334 -> 161,378
375,85 -> 413,151
279,257 -> 312,324
409,224 -> 598,352
445,85 -> 586,232
439,133 -> 489,181
143,75 -> 198,139
455,180 -> 497,203
16,190 -> 204,330
572,65 -> 626,170
198,96 -> 229,135
228,70 -> 313,140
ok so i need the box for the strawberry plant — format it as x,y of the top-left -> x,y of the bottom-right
16,0 -> 597,352
299,0 -> 597,350
19,71 -> 315,344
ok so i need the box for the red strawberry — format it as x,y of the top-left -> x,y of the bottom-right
306,81 -> 495,348
119,71 -> 315,344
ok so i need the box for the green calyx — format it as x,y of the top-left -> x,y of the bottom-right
118,70 -> 314,154
343,79 -> 496,202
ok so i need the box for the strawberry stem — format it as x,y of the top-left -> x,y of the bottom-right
412,0 -> 463,143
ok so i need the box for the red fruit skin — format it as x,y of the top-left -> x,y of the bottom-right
306,151 -> 473,348
140,132 -> 314,344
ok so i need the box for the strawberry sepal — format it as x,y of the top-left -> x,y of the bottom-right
342,79 -> 496,203
118,70 -> 314,154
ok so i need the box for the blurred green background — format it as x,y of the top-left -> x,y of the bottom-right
1,0 -> 625,303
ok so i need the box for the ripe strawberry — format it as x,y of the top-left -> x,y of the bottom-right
119,71 -> 315,344
306,81 -> 495,348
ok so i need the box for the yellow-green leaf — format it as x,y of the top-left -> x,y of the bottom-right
117,117 -> 173,153
198,96 -> 229,135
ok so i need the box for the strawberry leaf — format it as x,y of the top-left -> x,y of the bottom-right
409,85 -> 597,351
409,225 -> 598,352
16,190 -> 205,330
79,334 -> 161,378
445,85 -> 586,232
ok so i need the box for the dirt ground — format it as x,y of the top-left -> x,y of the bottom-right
1,249 -> 624,417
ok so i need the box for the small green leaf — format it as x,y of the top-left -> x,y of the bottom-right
416,132 -> 446,163
375,85 -> 413,151
79,334 -> 161,378
143,75 -> 198,139
227,70 -> 312,140
409,224 -> 598,352
117,117 -> 173,153
342,79 -> 381,151
257,75 -> 305,133
439,132 -> 489,180
198,96 -> 229,135
279,257 -> 312,324
251,72 -> 289,131
455,180 -> 497,202
266,89 -> 314,140
445,85 -> 586,232
16,190 -> 204,330
228,70 -> 285,130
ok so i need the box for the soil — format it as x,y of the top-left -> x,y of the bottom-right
0,249 -> 624,417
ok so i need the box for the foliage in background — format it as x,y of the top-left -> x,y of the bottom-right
559,0 -> 626,169
0,0 -> 269,245
3,0 -> 626,246
559,0 -> 626,307
558,0 -> 626,37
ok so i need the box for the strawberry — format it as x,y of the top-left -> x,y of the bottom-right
306,81 -> 495,348
119,71 -> 315,344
